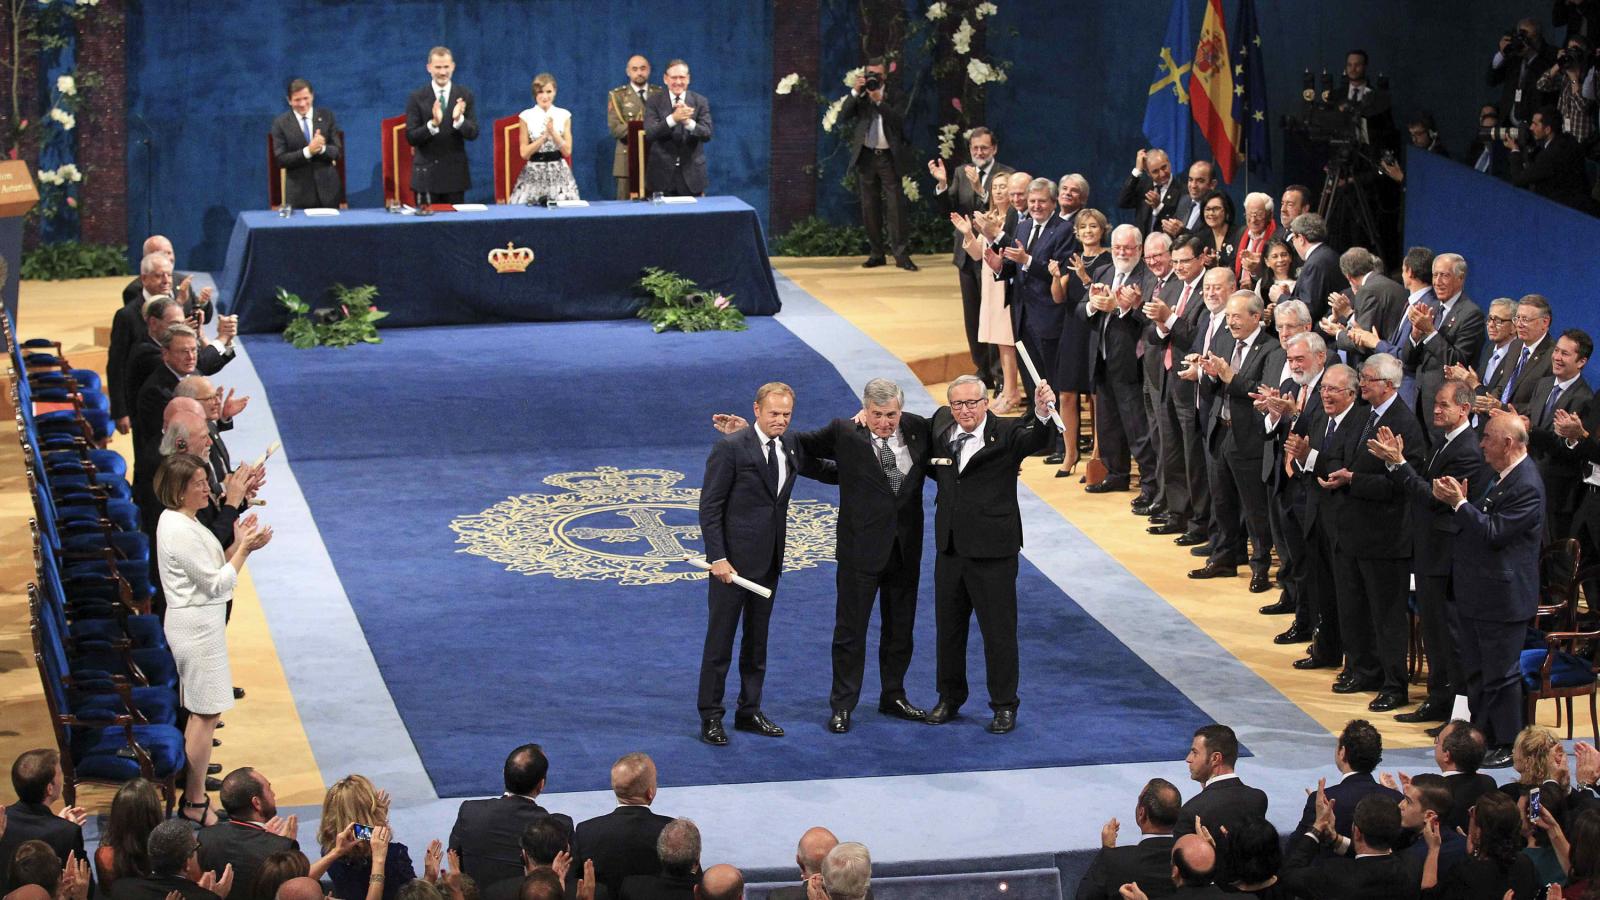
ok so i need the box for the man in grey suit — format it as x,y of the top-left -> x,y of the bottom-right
1326,247 -> 1407,371
932,128 -> 1012,391
840,59 -> 916,271
1406,252 -> 1486,443
270,79 -> 342,209
644,60 -> 713,197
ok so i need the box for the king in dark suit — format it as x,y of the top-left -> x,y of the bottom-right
644,60 -> 712,198
697,383 -> 833,745
405,47 -> 478,204
270,79 -> 342,209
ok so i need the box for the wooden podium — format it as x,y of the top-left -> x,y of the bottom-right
0,160 -> 39,323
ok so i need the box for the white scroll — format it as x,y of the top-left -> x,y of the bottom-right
683,556 -> 774,599
1012,343 -> 1066,431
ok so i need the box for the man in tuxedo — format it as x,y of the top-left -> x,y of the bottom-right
923,376 -> 1054,734
271,78 -> 342,209
617,818 -> 700,900
1523,329 -> 1595,537
1294,720 -> 1404,840
1143,235 -> 1201,534
1326,247 -> 1407,371
697,383 -> 831,745
196,768 -> 298,900
1286,213 -> 1340,325
1001,179 -> 1075,401
1082,225 -> 1153,496
608,56 -> 659,200
1436,414 -> 1546,768
1407,252 -> 1486,442
0,750 -> 85,896
574,754 -> 670,900
1371,381 -> 1485,725
1174,724 -> 1269,883
1116,148 -> 1180,236
644,60 -> 713,197
1323,354 -> 1426,712
841,59 -> 917,271
1278,793 -> 1415,899
1191,291 -> 1283,591
1166,161 -> 1217,237
1074,779 -> 1181,900
1507,105 -> 1593,210
405,46 -> 478,204
932,128 -> 1011,391
1259,329 -> 1327,637
449,744 -> 575,888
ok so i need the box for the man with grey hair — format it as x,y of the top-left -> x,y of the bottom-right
1286,213 -> 1341,324
715,378 -> 930,732
1084,223 -> 1153,498
619,818 -> 700,899
1000,178 -> 1074,412
695,865 -> 742,900
1326,247 -> 1408,373
818,843 -> 870,900
1469,298 -> 1519,408
1255,308 -> 1317,623
1054,173 -> 1090,237
925,375 -> 1055,734
1139,232 -> 1192,526
108,818 -> 231,900
1405,251 -> 1484,443
1234,192 -> 1277,289
1317,353 -> 1425,712
1285,363 -> 1361,670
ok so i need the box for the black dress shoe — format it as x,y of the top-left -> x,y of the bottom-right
1274,623 -> 1313,644
1044,453 -> 1065,465
213,738 -> 222,747
1149,520 -> 1186,535
1293,655 -> 1337,670
987,710 -> 1016,734
205,777 -> 223,792
1189,544 -> 1213,556
1424,723 -> 1448,738
207,763 -> 222,775
700,718 -> 729,745
878,698 -> 927,720
1130,500 -> 1157,516
895,258 -> 920,271
1085,480 -> 1130,494
734,712 -> 785,737
1248,570 -> 1272,593
828,709 -> 851,733
1175,532 -> 1208,546
862,257 -> 887,268
1368,690 -> 1408,712
1332,677 -> 1381,694
1259,598 -> 1296,615
1395,699 -> 1452,723
1188,563 -> 1238,579
215,720 -> 224,729
233,687 -> 245,700
1482,745 -> 1515,769
924,701 -> 960,725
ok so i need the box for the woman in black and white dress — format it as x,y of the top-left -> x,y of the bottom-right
508,73 -> 580,204
155,453 -> 272,825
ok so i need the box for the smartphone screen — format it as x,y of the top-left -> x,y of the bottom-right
353,824 -> 374,841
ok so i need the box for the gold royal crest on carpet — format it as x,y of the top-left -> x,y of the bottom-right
450,466 -> 837,586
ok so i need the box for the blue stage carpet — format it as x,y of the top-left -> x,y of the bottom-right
246,319 -> 1214,797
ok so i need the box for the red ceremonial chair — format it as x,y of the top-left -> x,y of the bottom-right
267,131 -> 347,209
380,114 -> 414,206
493,115 -> 526,204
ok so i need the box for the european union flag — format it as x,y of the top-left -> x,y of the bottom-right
1231,0 -> 1271,182
1143,0 -> 1194,174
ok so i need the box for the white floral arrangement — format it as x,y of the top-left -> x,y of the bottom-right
821,95 -> 847,132
926,2 -> 948,20
47,108 -> 76,130
37,164 -> 83,186
56,74 -> 76,96
952,18 -> 975,54
974,1 -> 998,19
901,175 -> 922,202
966,58 -> 1006,85
937,123 -> 961,158
774,73 -> 801,96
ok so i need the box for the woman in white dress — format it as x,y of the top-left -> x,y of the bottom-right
507,73 -> 580,205
154,453 -> 272,825
952,173 -> 1024,412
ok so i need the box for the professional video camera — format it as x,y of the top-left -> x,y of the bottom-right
1279,68 -> 1390,250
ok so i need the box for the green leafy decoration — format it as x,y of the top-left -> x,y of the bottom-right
635,267 -> 746,334
276,284 -> 388,349
19,241 -> 127,279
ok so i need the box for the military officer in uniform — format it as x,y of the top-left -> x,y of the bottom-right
608,55 -> 660,199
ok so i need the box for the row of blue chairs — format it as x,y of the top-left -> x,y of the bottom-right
4,306 -> 184,811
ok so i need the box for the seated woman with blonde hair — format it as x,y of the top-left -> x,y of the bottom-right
320,775 -> 416,900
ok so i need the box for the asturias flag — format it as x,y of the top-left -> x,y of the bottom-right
1190,0 -> 1239,182
1142,0 -> 1193,176
1231,0 -> 1270,181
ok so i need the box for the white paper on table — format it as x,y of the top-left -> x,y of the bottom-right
452,203 -> 489,212
553,199 -> 590,208
303,208 -> 340,217
660,196 -> 697,204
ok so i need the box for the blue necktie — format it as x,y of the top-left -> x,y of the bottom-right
1541,383 -> 1565,426
301,115 -> 311,144
952,431 -> 974,469
1500,346 -> 1531,404
1390,305 -> 1414,347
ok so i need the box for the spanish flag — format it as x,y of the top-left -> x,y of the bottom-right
1190,0 -> 1239,182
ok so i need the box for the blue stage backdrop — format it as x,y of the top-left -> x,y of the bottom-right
244,318 -> 1214,797
125,1 -> 774,270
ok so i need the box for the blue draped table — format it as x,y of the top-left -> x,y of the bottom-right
216,197 -> 780,334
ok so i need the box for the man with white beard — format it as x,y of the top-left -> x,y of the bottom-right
1082,224 -> 1154,498
1258,330 -> 1328,645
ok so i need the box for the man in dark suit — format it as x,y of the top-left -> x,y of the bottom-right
1131,232 -> 1178,517
1285,213 -> 1340,325
111,820 -> 226,900
1001,178 -> 1076,407
1338,50 -> 1400,152
196,768 -> 297,900
1294,720 -> 1404,840
1472,299 -> 1518,406
1259,329 -> 1327,636
1170,271 -> 1235,551
933,128 -> 1012,392
923,376 -> 1054,734
1144,238 -> 1206,539
0,750 -> 85,896
1328,248 -> 1408,371
697,383 -> 832,745
1406,252 -> 1486,443
1191,291 -> 1283,591
1082,224 -> 1153,497
133,323 -> 202,531
1476,295 -> 1555,416
1523,329 -> 1596,537
1467,104 -> 1514,177
1336,247 -> 1437,415
111,242 -> 175,432
271,78 -> 342,209
1074,779 -> 1181,900
1116,148 -> 1181,236
449,744 -> 574,888
1278,793 -> 1417,899
1489,19 -> 1559,125
766,827 -> 869,900
1167,161 -> 1217,237
405,46 -> 478,204
1555,390 -> 1600,565
1322,354 -> 1427,711
644,60 -> 712,198
1174,724 -> 1269,884
1437,414 -> 1546,767
1373,381 -> 1486,724
483,819 -> 601,900
1434,721 -> 1498,828
840,60 -> 916,270
1508,105 -> 1592,210
616,819 -> 700,900
575,754 -> 671,900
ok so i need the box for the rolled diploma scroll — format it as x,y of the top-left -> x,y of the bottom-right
683,556 -> 774,599
253,440 -> 282,469
1012,342 -> 1067,431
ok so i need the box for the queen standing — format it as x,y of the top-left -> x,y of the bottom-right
508,73 -> 580,204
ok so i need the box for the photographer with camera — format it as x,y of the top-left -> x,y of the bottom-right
841,58 -> 917,271
1507,104 -> 1593,210
1489,19 -> 1558,125
1338,50 -> 1398,151
1467,104 -> 1513,176
1535,34 -> 1598,146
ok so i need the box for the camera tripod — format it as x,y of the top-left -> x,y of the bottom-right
1317,144 -> 1383,252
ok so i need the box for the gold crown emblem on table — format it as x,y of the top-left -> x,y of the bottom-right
487,242 -> 534,273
